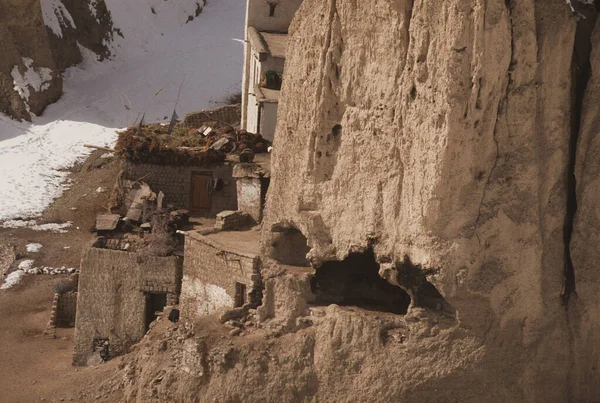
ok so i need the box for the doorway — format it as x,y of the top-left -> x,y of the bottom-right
234,282 -> 247,307
190,173 -> 212,214
145,292 -> 167,331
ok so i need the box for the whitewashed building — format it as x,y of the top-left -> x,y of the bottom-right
241,0 -> 303,141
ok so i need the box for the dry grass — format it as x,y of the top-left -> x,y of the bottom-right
115,124 -> 225,166
115,123 -> 270,166
139,212 -> 178,257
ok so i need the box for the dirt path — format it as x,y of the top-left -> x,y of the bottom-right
0,275 -> 120,402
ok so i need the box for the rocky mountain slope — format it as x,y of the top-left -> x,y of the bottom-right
260,0 -> 600,401
0,0 -> 207,121
0,0 -> 113,120
92,0 -> 600,402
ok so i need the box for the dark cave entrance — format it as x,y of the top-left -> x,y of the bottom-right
311,249 -> 411,314
145,292 -> 167,332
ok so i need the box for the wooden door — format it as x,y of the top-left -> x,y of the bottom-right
190,173 -> 212,212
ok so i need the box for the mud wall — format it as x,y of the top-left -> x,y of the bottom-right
182,104 -> 241,128
73,247 -> 182,365
181,231 -> 261,320
124,163 -> 238,216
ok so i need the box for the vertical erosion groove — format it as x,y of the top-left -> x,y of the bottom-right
562,5 -> 597,306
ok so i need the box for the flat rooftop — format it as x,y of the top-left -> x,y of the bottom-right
259,32 -> 288,58
187,227 -> 261,257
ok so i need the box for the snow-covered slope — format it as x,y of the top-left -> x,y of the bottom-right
0,0 -> 244,222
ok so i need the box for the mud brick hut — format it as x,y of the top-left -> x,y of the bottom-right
73,239 -> 182,365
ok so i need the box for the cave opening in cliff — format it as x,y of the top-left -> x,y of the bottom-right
562,1 -> 598,305
311,248 -> 411,314
268,224 -> 311,267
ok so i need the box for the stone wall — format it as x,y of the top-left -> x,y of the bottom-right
182,104 -> 241,128
236,178 -> 263,222
214,210 -> 251,231
180,231 -> 261,320
124,162 -> 237,216
73,247 -> 182,365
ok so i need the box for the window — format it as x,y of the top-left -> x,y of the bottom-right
267,1 -> 278,17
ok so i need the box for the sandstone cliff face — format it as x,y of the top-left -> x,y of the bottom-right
69,1 -> 600,401
258,0 -> 597,400
0,0 -> 112,120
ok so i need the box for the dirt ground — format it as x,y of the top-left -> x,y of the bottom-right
0,150 -> 123,402
0,274 -> 121,402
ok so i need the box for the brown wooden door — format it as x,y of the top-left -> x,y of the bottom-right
190,173 -> 211,212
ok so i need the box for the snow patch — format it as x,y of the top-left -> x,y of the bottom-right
21,266 -> 78,275
1,270 -> 25,290
11,58 -> 54,102
89,0 -> 99,18
26,243 -> 43,253
33,222 -> 72,233
1,220 -> 72,233
18,259 -> 35,271
41,0 -> 76,38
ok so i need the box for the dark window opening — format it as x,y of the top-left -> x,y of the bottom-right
311,248 -> 411,314
269,225 -> 310,267
332,124 -> 342,137
268,3 -> 277,16
235,282 -> 247,307
145,292 -> 167,331
262,70 -> 282,90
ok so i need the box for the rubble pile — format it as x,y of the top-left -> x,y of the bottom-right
19,266 -> 79,275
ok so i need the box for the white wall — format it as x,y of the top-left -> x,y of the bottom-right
246,51 -> 261,133
260,102 -> 278,141
247,93 -> 260,133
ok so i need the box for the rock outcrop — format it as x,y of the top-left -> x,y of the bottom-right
0,0 -> 112,120
258,0 -> 598,401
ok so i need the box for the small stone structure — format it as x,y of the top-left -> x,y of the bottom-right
124,162 -> 237,217
73,246 -> 182,365
232,159 -> 270,222
44,291 -> 77,337
180,230 -> 262,320
182,104 -> 241,128
214,211 -> 251,231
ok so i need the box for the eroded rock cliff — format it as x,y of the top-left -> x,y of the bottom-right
0,0 -> 112,120
259,0 -> 597,400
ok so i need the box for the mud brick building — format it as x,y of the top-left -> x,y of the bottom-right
232,158 -> 270,223
73,244 -> 182,365
124,162 -> 238,217
180,230 -> 262,320
182,104 -> 241,128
